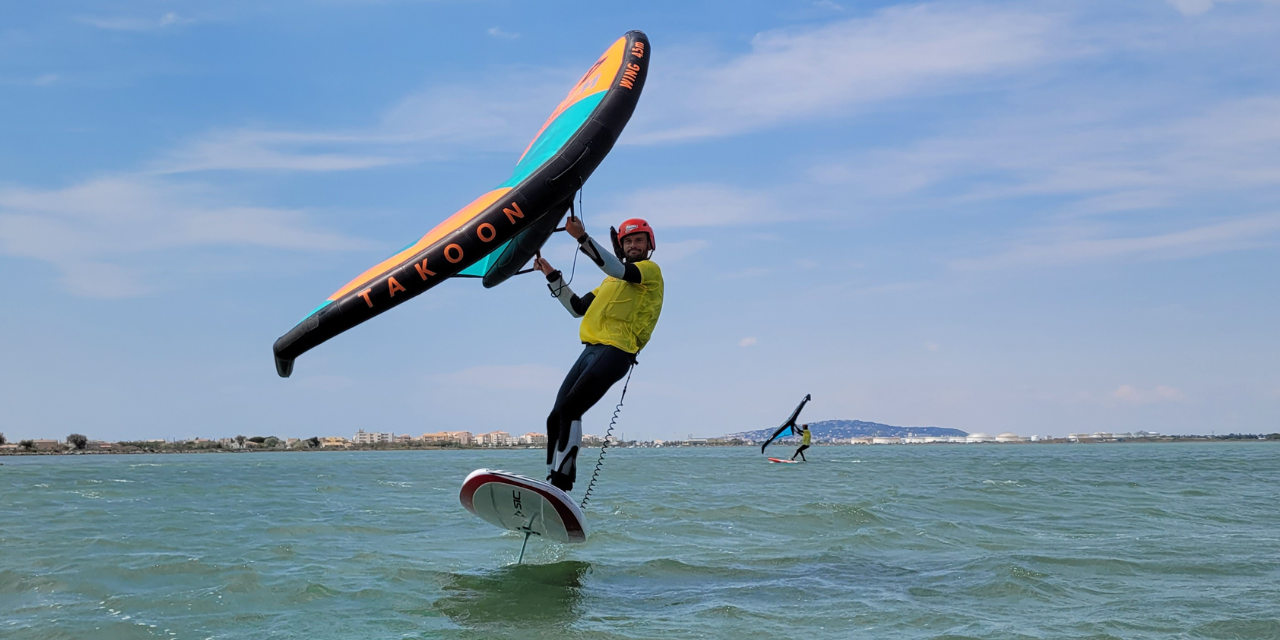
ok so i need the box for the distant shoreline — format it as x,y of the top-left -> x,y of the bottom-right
2,436 -> 1276,456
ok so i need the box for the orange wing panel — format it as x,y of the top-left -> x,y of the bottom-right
518,36 -> 627,163
327,187 -> 512,301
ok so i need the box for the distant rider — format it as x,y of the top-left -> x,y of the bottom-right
533,215 -> 664,492
791,424 -> 811,461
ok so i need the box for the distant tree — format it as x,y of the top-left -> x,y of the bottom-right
248,436 -> 266,444
0,432 -> 6,445
19,440 -> 34,451
235,435 -> 246,448
263,436 -> 280,448
306,437 -> 321,448
67,434 -> 88,450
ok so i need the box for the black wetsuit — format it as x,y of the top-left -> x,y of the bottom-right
791,429 -> 811,461
545,343 -> 633,490
542,235 -> 650,491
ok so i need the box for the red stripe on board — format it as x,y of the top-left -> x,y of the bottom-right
459,472 -> 585,541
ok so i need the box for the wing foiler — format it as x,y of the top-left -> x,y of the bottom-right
272,31 -> 651,377
760,394 -> 812,454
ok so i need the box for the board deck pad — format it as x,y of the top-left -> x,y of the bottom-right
460,469 -> 587,544
768,458 -> 800,464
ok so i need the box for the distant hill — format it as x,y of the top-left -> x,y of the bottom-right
725,419 -> 968,443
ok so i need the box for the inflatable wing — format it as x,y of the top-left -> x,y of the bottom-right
760,394 -> 812,454
273,31 -> 650,377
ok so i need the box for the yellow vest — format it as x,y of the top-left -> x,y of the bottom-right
802,429 -> 811,446
579,260 -> 663,354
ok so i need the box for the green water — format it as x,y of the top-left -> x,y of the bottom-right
3,444 -> 1279,639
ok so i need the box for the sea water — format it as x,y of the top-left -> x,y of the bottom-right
2,444 -> 1278,639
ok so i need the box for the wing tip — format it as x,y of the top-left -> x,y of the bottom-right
275,355 -> 294,378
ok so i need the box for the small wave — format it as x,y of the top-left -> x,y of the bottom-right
1194,618 -> 1280,639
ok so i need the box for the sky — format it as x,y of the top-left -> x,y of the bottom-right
2,0 -> 1278,443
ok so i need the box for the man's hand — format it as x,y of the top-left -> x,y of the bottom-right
565,215 -> 585,240
534,256 -> 555,275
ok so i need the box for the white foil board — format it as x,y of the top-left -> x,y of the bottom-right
459,468 -> 587,544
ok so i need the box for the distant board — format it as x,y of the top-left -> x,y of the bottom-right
767,458 -> 800,464
460,469 -> 587,544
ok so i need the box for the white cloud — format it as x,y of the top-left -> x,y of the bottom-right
1164,0 -> 1278,15
631,4 -> 1058,143
816,96 -> 1280,207
33,74 -> 58,87
78,13 -> 194,31
0,176 -> 368,298
925,342 -> 939,352
1113,384 -> 1184,404
487,27 -> 519,40
739,337 -> 758,347
797,91 -> 1280,269
953,212 -> 1280,270
156,130 -> 406,173
157,70 -> 573,174
1167,0 -> 1218,13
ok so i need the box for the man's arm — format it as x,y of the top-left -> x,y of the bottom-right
545,270 -> 594,318
566,216 -> 642,284
535,256 -> 593,317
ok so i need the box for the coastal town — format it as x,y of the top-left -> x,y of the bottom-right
1,428 -> 1275,455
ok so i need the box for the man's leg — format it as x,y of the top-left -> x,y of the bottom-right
547,347 -> 596,480
799,446 -> 807,461
547,345 -> 632,491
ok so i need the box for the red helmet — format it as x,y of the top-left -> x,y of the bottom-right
617,218 -> 655,250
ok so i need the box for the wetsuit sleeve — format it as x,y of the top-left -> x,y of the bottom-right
577,235 -> 642,283
545,270 -> 594,318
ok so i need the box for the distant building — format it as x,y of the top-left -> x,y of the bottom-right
518,432 -> 547,446
849,437 -> 872,445
422,431 -> 474,445
475,431 -> 513,447
995,432 -> 1026,443
871,437 -> 902,445
320,437 -> 350,448
32,439 -> 63,451
904,436 -> 948,444
352,430 -> 394,445
965,432 -> 995,443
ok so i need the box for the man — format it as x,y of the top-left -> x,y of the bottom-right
533,215 -> 664,492
791,424 -> 811,461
